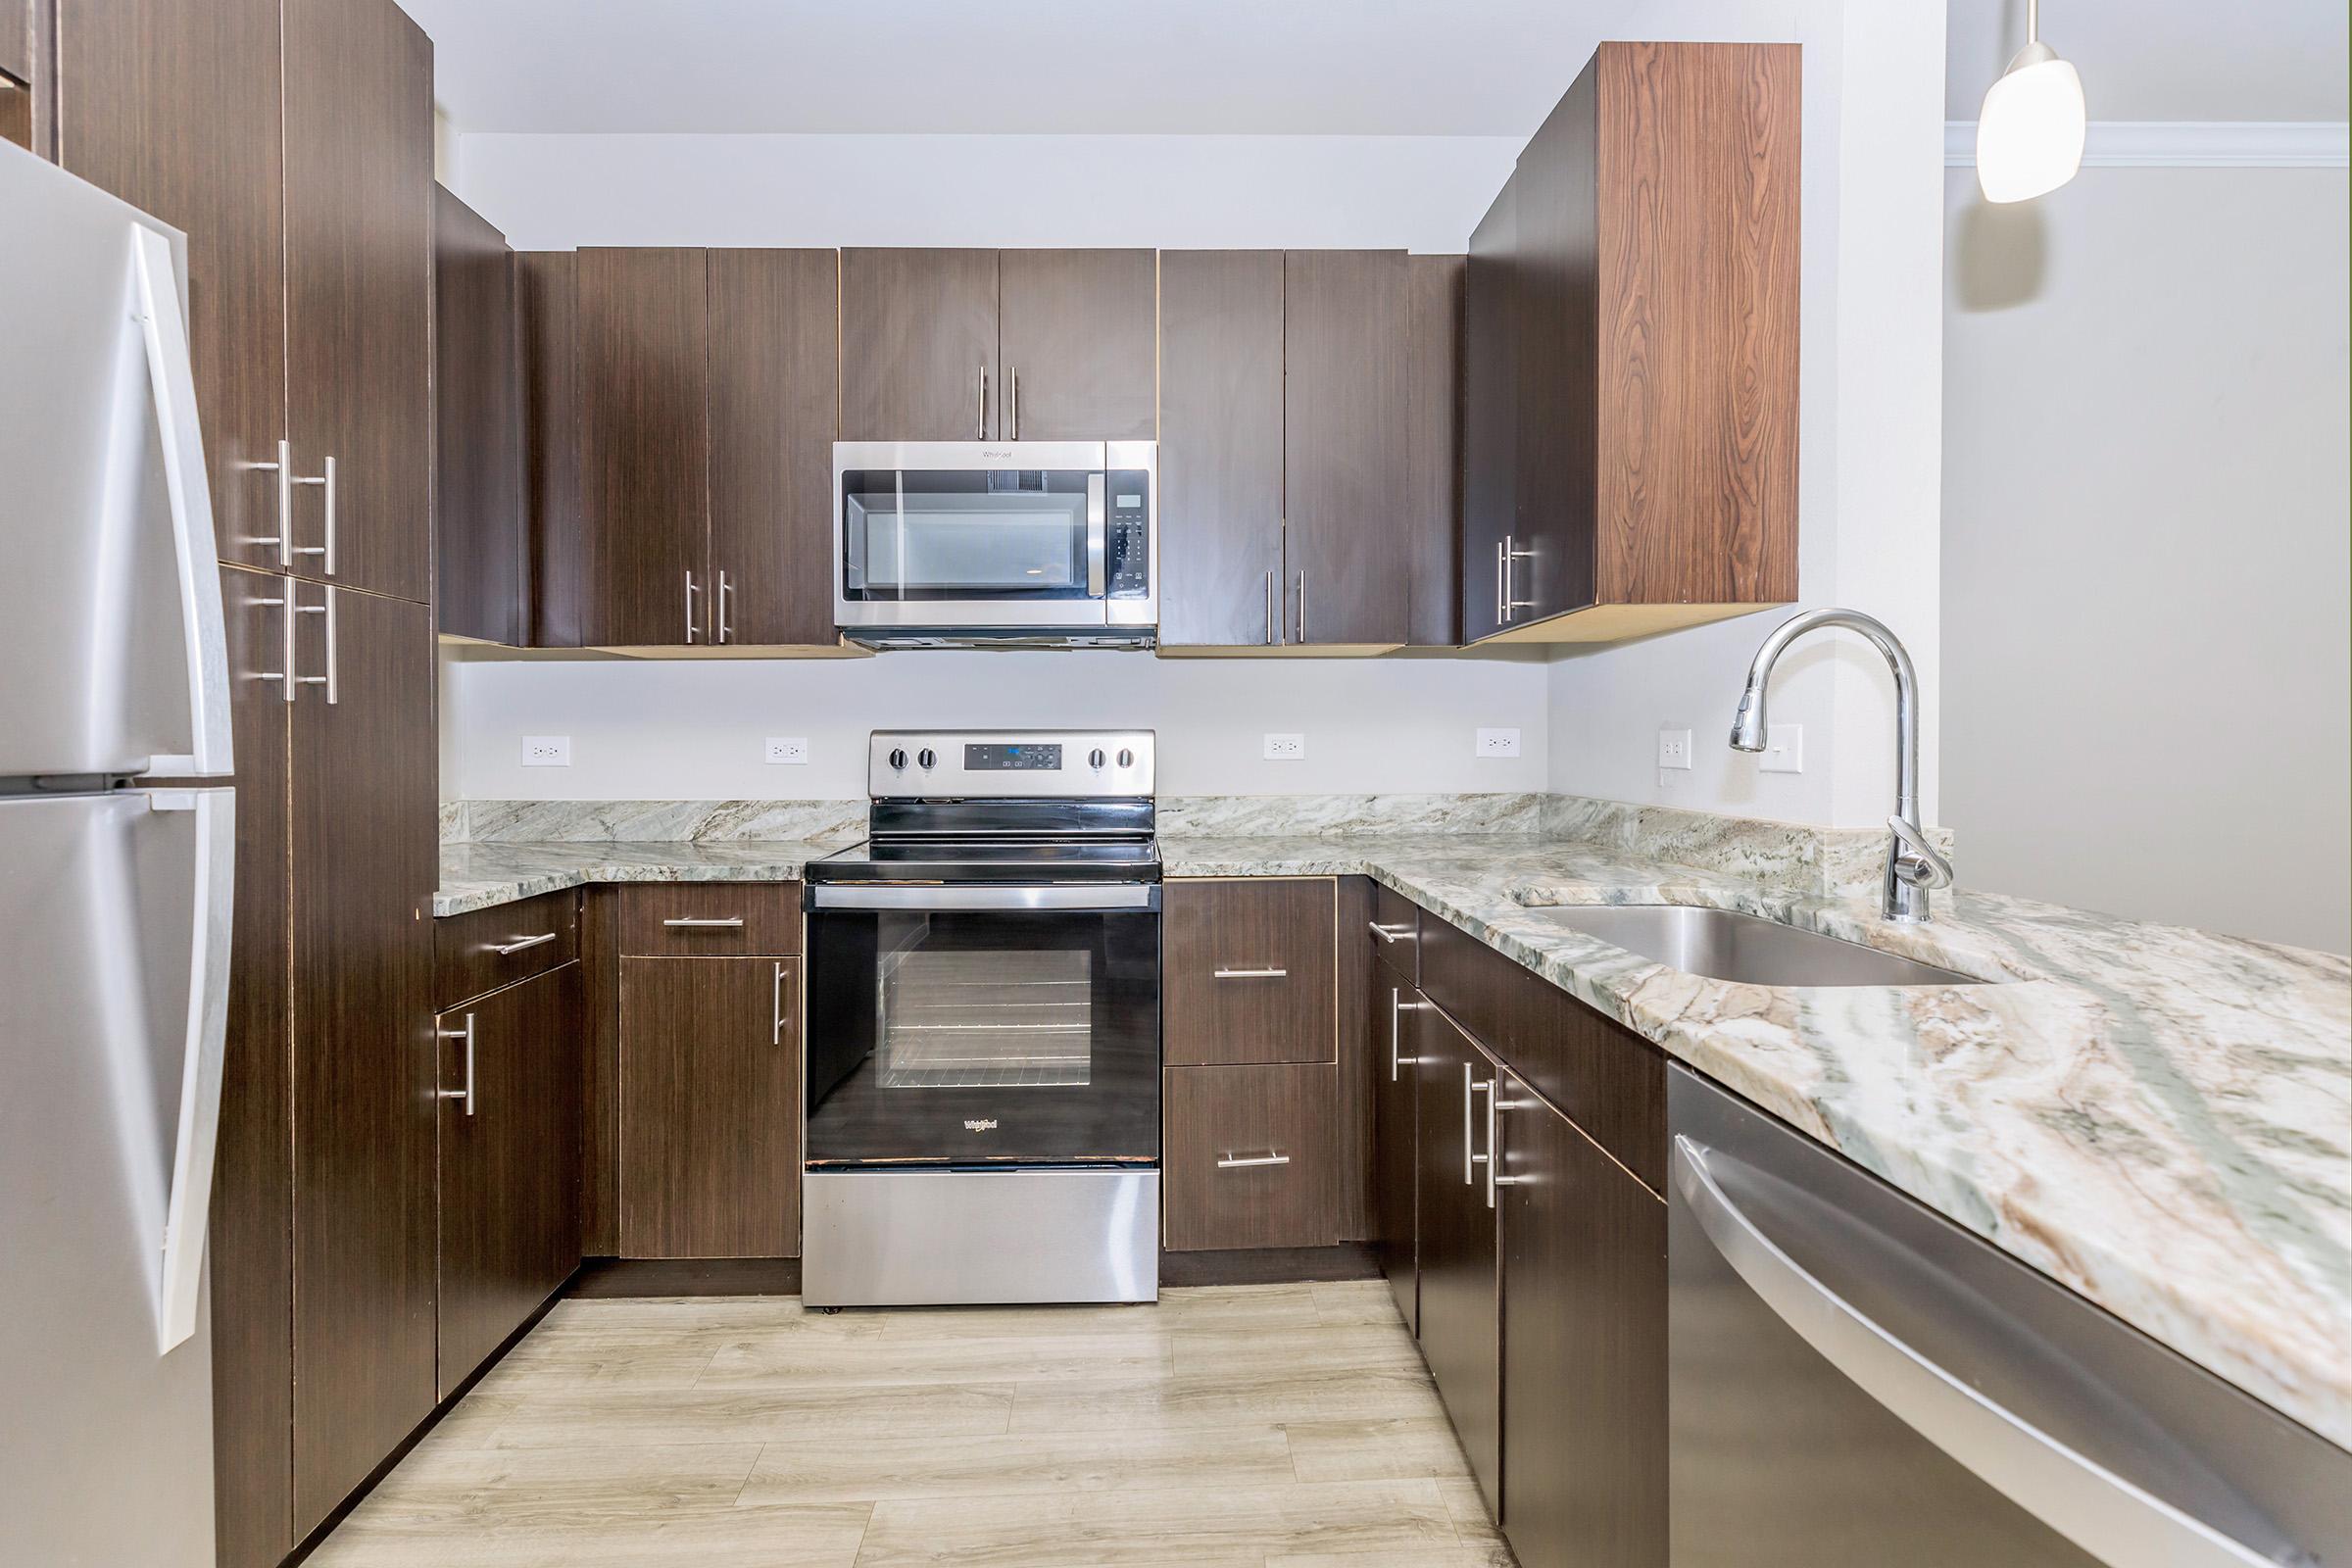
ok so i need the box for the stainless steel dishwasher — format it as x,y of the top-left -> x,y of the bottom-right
1667,1065 -> 2352,1566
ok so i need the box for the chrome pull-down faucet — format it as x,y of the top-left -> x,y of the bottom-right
1730,609 -> 1954,923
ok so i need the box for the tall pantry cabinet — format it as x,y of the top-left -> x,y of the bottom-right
51,1 -> 438,1563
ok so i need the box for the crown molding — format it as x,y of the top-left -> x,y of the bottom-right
1943,120 -> 2350,169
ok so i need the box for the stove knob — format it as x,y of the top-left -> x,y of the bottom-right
1118,748 -> 1135,768
917,748 -> 937,770
887,748 -> 908,771
1089,748 -> 1106,769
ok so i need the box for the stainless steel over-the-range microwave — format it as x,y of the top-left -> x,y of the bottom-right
831,441 -> 1157,649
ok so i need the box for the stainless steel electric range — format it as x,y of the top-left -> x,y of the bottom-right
801,730 -> 1160,1306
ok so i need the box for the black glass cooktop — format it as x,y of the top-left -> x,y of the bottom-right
808,837 -> 1161,884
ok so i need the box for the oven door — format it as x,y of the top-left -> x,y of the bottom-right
804,883 -> 1161,1167
834,440 -> 1112,629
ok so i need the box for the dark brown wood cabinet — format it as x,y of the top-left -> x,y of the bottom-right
1283,249 -> 1409,647
617,956 -> 803,1258
1368,964 -> 1421,1334
839,247 -> 1000,440
1162,1062 -> 1339,1250
1162,877 -> 1336,1066
1414,1000 -> 1501,1512
1497,1069 -> 1668,1568
1405,254 -> 1465,648
436,962 -> 585,1396
1158,249 -> 1285,648
998,248 -> 1156,440
1467,41 -> 1800,645
289,585 -> 438,1535
433,887 -> 580,1023
434,184 -> 525,644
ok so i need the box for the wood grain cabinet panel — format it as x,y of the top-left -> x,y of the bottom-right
515,251 -> 583,646
1369,968 -> 1421,1335
437,962 -> 585,1395
617,882 -> 803,957
1413,1004 -> 1501,1515
1282,250 -> 1409,647
707,248 -> 839,646
617,956 -> 803,1258
997,248 -> 1155,441
433,184 -> 525,644
281,0 -> 432,603
1368,881 -> 1420,985
435,887 -> 580,1008
1156,250 -> 1285,648
1162,1063 -> 1338,1250
840,247 -> 1001,440
1460,174 -> 1518,645
1404,254 -> 1465,648
1162,878 -> 1336,1066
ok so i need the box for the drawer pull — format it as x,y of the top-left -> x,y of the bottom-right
491,931 -> 559,956
662,916 -> 746,929
1216,1152 -> 1292,1169
1368,920 -> 1415,945
1213,965 -> 1289,979
436,1014 -> 475,1117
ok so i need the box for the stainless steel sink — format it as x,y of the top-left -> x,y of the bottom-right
1520,904 -> 1985,987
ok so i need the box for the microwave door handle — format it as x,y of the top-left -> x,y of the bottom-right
1086,473 -> 1106,598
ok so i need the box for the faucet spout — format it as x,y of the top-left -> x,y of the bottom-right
1729,608 -> 1952,922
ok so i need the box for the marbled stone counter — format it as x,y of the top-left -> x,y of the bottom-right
434,839 -> 845,917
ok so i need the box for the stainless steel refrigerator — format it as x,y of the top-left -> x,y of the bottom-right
0,141 -> 236,1565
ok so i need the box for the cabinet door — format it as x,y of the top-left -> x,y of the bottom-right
56,0 -> 289,577
289,585 -> 437,1533
433,185 -> 525,644
1162,1063 -> 1338,1250
839,247 -> 1001,441
707,248 -> 838,647
1461,174 -> 1518,643
437,963 -> 584,1395
1370,971 -> 1420,1335
574,247 -> 711,647
516,251 -> 584,647
1498,1071 -> 1667,1568
1283,250 -> 1409,646
1511,67 -> 1598,622
618,956 -> 802,1257
998,248 -> 1155,441
1162,878 -> 1335,1066
1414,1004 -> 1501,1514
281,0 -> 432,602
1404,255 -> 1464,648
1157,250 -> 1284,648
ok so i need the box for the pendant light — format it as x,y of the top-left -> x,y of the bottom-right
1976,0 -> 2086,202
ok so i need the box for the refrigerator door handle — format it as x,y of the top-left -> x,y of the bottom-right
128,225 -> 232,778
145,788 -> 235,1352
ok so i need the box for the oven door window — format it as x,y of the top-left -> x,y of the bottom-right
805,905 -> 1159,1166
841,468 -> 1095,602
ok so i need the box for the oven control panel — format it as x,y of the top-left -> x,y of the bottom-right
870,730 -> 1154,798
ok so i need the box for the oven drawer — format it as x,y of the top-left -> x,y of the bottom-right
435,889 -> 580,1008
1162,1063 -> 1338,1250
1163,878 -> 1336,1066
619,882 -> 803,957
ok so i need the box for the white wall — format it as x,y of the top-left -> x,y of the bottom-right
444,649 -> 1550,801
1941,166 -> 2351,954
1547,0 -> 1950,829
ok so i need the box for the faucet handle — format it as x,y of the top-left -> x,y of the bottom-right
1886,816 -> 1954,890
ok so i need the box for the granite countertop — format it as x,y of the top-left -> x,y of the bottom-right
435,827 -> 2352,1448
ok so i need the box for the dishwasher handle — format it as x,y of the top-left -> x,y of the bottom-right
1672,1136 -> 2282,1568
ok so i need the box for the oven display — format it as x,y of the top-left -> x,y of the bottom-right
963,743 -> 1063,771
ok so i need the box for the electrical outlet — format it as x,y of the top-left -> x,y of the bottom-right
1475,727 -> 1522,759
1263,733 -> 1306,761
1759,723 -> 1804,774
764,736 -> 809,765
1657,728 -> 1693,770
520,735 -> 570,767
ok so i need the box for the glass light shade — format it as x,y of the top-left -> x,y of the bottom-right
1976,42 -> 2086,203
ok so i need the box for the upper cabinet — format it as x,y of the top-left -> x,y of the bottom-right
1158,250 -> 1285,648
1466,41 -> 1800,644
840,247 -> 1154,441
434,185 -> 525,645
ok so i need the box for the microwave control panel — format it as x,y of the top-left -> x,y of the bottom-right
1105,469 -> 1152,599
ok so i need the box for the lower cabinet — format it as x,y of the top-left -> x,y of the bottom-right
1412,1001 -> 1501,1511
617,956 -> 803,1257
435,962 -> 585,1396
1162,1062 -> 1338,1250
1368,962 -> 1421,1333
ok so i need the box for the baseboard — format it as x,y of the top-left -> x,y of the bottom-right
569,1255 -> 804,1298
1159,1243 -> 1380,1286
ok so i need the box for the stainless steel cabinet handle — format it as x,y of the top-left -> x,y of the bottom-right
684,570 -> 701,644
491,932 -> 558,956
1368,920 -> 1414,945
1008,365 -> 1020,439
771,961 -> 787,1045
1213,966 -> 1289,979
1216,1152 -> 1291,1169
717,569 -> 734,644
977,364 -> 988,439
1494,539 -> 1506,625
242,440 -> 293,566
1672,1137 -> 2276,1568
662,916 -> 745,928
1264,568 -> 1278,645
1502,534 -> 1535,618
1295,570 -> 1307,643
1465,1070 -> 1494,1187
1484,1078 -> 1502,1208
290,454 -> 334,575
294,587 -> 337,705
1086,473 -> 1106,597
437,1014 -> 475,1117
255,577 -> 296,704
1390,988 -> 1430,1082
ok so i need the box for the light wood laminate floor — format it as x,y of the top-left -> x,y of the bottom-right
310,1281 -> 1515,1567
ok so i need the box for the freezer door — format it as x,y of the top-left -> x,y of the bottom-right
0,143 -> 231,779
0,788 -> 233,1567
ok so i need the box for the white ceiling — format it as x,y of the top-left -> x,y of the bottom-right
407,0 -> 2349,138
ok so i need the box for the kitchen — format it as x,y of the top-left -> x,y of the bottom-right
2,2 -> 2347,1566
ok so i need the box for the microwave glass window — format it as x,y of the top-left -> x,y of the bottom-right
876,935 -> 1093,1089
842,468 -> 1094,601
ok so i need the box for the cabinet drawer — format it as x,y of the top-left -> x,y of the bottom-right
618,882 -> 802,956
1163,878 -> 1337,1065
435,890 -> 580,1007
1162,1063 -> 1337,1250
1367,882 -> 1420,983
